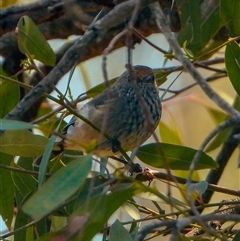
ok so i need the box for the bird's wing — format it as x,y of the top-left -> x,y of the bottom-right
62,86 -> 134,154
89,87 -> 133,135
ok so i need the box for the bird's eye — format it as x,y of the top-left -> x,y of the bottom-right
143,75 -> 154,83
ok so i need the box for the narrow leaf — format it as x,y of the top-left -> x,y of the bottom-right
70,176 -> 106,213
136,191 -> 186,208
225,41 -> 240,96
0,130 -> 48,157
71,185 -> 138,240
233,230 -> 240,241
176,0 -> 202,48
0,119 -> 33,130
109,220 -> 133,241
220,0 -> 240,37
17,16 -> 56,66
159,122 -> 183,145
177,0 -> 221,56
207,107 -> 228,124
205,129 -> 229,152
85,77 -> 117,98
13,157 -> 38,209
12,166 -> 37,203
137,143 -> 218,170
0,80 -> 19,118
22,156 -> 92,221
14,192 -> 33,241
122,202 -> 140,220
0,152 -> 14,229
38,122 -> 61,187
154,69 -> 169,86
205,108 -> 230,152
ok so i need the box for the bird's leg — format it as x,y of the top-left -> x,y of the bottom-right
111,137 -> 121,153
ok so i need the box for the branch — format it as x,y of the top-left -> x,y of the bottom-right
151,2 -> 240,118
0,0 -> 64,36
197,127 -> 240,209
0,164 -> 51,177
186,198 -> 240,238
150,1 -> 240,220
3,0 -> 158,122
136,169 -> 240,197
136,212 -> 240,241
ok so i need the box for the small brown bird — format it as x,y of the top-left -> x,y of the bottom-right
34,65 -> 161,165
60,65 -> 162,156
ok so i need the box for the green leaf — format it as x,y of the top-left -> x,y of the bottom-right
85,77 -> 117,98
233,230 -> 240,241
17,16 -> 56,66
159,122 -> 183,145
233,95 -> 240,111
50,216 -> 68,232
154,69 -> 169,86
35,217 -> 51,238
220,0 -> 240,37
22,156 -> 92,221
135,191 -> 186,208
205,107 -> 230,152
122,201 -> 140,220
14,192 -> 33,241
109,219 -> 133,241
177,0 -> 221,56
130,225 -> 138,240
37,185 -> 138,241
176,0 -> 202,50
0,119 -> 33,130
205,128 -> 229,152
0,130 -> 48,157
38,122 -> 61,187
47,176 -> 105,217
71,185 -> 138,241
0,152 -> 14,229
12,158 -> 38,204
225,41 -> 240,96
137,143 -> 218,170
25,226 -> 34,241
69,176 -> 106,213
12,157 -> 38,239
0,80 -> 20,118
207,107 -> 228,124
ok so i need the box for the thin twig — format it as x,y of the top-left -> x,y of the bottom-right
151,171 -> 240,197
0,164 -> 51,177
196,126 -> 240,210
133,28 -> 169,55
195,63 -> 227,73
151,3 -> 240,118
187,118 -> 240,203
162,73 -> 227,101
0,221 -> 36,239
